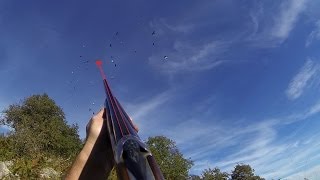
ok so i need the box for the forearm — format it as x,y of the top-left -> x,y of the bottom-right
65,108 -> 115,180
65,142 -> 94,180
65,139 -> 114,180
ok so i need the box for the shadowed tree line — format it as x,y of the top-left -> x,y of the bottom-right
189,164 -> 265,180
0,94 -> 265,179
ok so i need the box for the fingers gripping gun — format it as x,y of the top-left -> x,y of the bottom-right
96,60 -> 164,180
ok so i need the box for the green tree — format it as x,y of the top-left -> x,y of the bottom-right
0,94 -> 82,178
231,164 -> 265,180
146,136 -> 193,180
202,167 -> 229,180
0,133 -> 14,161
189,174 -> 201,180
107,167 -> 117,180
1,94 -> 82,158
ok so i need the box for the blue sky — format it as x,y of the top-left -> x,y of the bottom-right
1,0 -> 320,179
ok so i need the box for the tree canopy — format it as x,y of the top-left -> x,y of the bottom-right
0,94 -> 83,178
1,94 -> 82,158
146,136 -> 194,180
231,164 -> 265,180
202,167 -> 229,180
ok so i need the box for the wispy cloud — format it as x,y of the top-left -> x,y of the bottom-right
149,40 -> 231,74
285,165 -> 320,180
164,23 -> 194,34
123,90 -> 174,135
248,3 -> 264,39
162,97 -> 320,179
261,139 -> 320,179
126,91 -> 172,120
305,101 -> 320,116
285,59 -> 320,100
247,0 -> 307,47
183,119 -> 282,174
149,18 -> 194,35
305,20 -> 320,47
149,1 -> 309,75
271,0 -> 307,41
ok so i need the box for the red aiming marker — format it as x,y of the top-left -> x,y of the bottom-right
95,59 -> 103,66
95,60 -> 106,80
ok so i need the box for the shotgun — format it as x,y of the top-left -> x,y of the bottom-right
95,60 -> 164,180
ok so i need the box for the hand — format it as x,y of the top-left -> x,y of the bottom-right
66,107 -> 139,180
85,108 -> 107,145
129,116 -> 139,132
86,108 -> 139,142
66,108 -> 114,180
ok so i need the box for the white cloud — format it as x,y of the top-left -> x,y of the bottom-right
123,90 -> 173,134
305,101 -> 320,116
261,137 -> 320,179
164,23 -> 194,34
128,91 -> 171,120
215,127 -> 280,169
306,20 -> 320,47
160,19 -> 194,34
182,119 -> 280,174
149,19 -> 194,36
286,59 -> 320,100
285,165 -> 320,180
271,0 -> 307,41
149,41 -> 231,74
163,98 -> 320,179
118,76 -> 320,179
247,0 -> 307,47
148,1 -> 309,75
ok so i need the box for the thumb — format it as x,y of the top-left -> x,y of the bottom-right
93,107 -> 106,119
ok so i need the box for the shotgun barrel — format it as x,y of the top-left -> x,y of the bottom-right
97,61 -> 164,180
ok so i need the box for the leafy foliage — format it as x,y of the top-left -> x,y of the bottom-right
1,94 -> 82,158
0,94 -> 82,178
189,174 -> 201,180
107,167 -> 117,180
231,164 -> 265,180
146,136 -> 194,180
0,135 -> 15,161
202,167 -> 229,180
